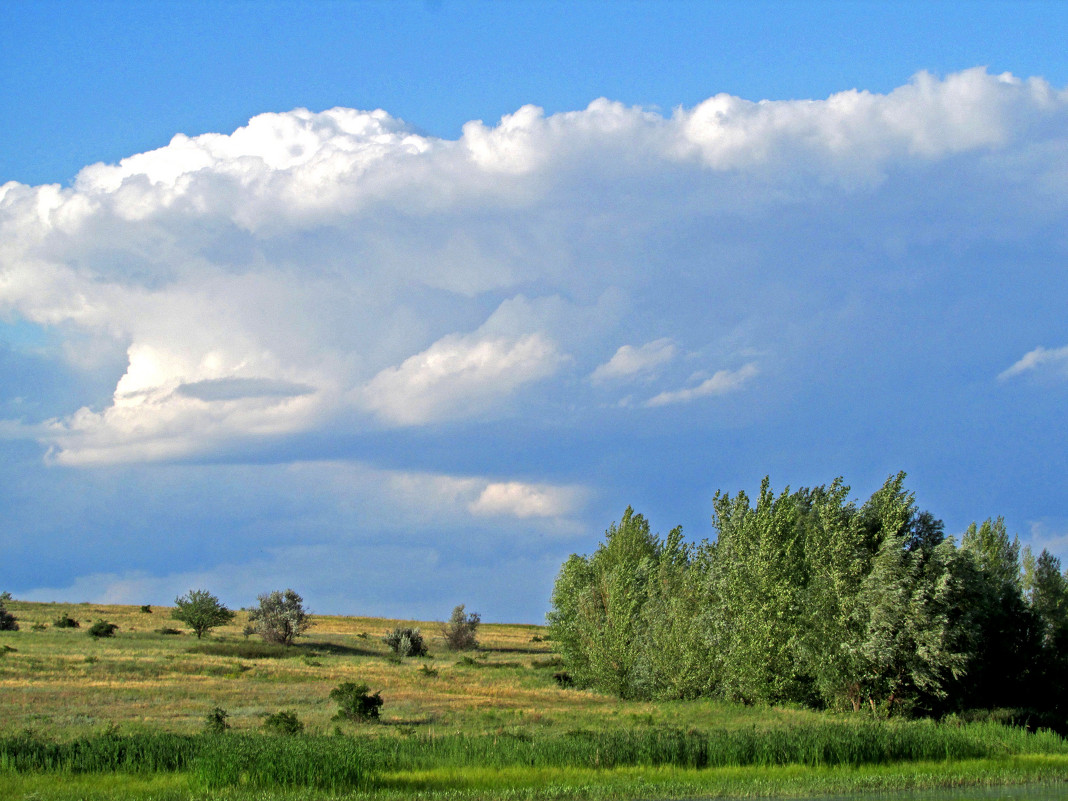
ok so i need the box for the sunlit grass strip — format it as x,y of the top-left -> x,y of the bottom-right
371,756 -> 1068,800
6,755 -> 1066,801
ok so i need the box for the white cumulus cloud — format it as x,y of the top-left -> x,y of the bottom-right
360,332 -> 566,426
1,68 -> 1067,464
469,481 -> 583,518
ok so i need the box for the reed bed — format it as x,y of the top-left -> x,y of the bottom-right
0,732 -> 366,790
359,719 -> 1068,772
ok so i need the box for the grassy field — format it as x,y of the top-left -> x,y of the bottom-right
2,600 -> 1068,800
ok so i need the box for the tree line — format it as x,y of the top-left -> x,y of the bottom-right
548,473 -> 1068,718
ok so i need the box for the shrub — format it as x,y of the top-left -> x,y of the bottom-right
155,627 -> 183,635
53,615 -> 80,629
263,710 -> 303,735
0,602 -> 18,632
330,682 -> 383,722
442,604 -> 480,650
554,670 -> 575,688
88,620 -> 118,638
140,605 -> 152,614
0,591 -> 11,601
31,623 -> 47,632
172,589 -> 235,639
205,707 -> 230,733
383,626 -> 428,657
248,589 -> 310,646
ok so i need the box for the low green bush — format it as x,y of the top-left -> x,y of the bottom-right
0,602 -> 18,631
264,711 -> 304,735
53,615 -> 80,629
330,682 -> 383,722
205,707 -> 230,733
383,626 -> 428,657
88,620 -> 118,638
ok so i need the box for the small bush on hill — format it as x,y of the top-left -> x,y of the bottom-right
383,626 -> 428,657
88,620 -> 118,638
0,602 -> 18,632
53,615 -> 80,629
330,682 -> 383,722
442,604 -> 480,651
263,710 -> 303,735
155,627 -> 183,635
205,707 -> 230,733
140,605 -> 152,614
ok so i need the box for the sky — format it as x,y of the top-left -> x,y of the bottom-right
2,1 -> 1067,623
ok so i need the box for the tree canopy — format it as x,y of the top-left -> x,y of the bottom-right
549,474 -> 1068,718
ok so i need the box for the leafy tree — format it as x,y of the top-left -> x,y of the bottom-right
706,479 -> 814,705
248,589 -> 310,646
548,507 -> 686,699
1023,547 -> 1068,711
955,519 -> 1037,710
442,604 -> 480,651
172,589 -> 236,639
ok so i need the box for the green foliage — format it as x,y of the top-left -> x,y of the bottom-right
0,590 -> 11,601
383,625 -> 428,656
88,620 -> 118,638
139,604 -> 152,614
330,681 -> 383,721
0,600 -> 18,631
263,710 -> 304,735
442,604 -> 480,650
53,614 -> 80,628
204,706 -> 230,733
248,588 -> 310,645
171,589 -> 235,639
549,473 -> 1057,717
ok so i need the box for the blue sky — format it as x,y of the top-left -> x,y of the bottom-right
2,1 -> 1067,622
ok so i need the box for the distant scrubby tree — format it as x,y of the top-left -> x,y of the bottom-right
172,589 -> 235,639
442,605 -> 480,651
248,589 -> 310,646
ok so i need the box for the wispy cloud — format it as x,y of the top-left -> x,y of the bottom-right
590,338 -> 676,383
645,363 -> 759,407
998,345 -> 1068,381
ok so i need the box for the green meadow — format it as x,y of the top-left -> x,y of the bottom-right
2,600 -> 1067,800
